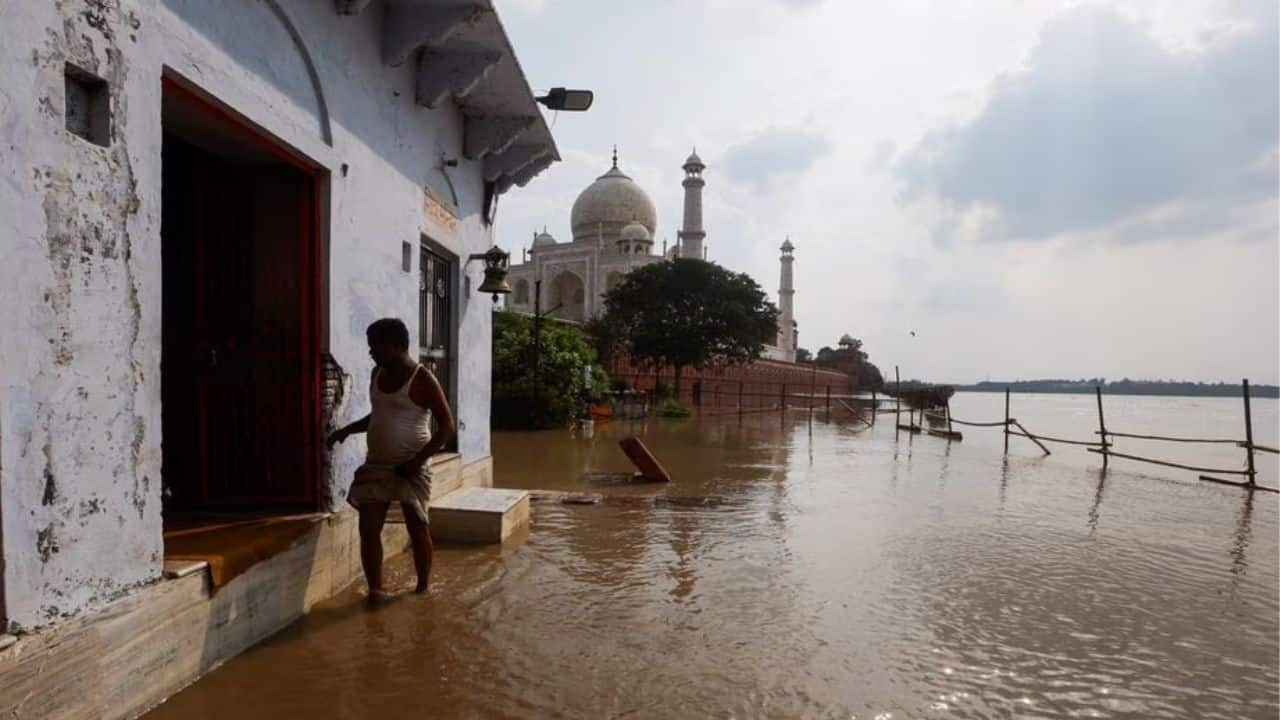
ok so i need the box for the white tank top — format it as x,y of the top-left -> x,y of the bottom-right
366,366 -> 433,463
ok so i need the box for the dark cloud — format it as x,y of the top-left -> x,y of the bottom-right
723,127 -> 828,192
897,1 -> 1278,242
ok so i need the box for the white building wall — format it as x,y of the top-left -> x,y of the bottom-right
0,0 -> 498,629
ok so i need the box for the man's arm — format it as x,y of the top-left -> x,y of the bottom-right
398,368 -> 456,473
327,414 -> 370,449
327,369 -> 375,449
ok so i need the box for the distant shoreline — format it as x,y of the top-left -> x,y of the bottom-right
955,383 -> 1280,399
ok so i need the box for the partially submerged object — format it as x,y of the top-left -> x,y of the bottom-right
619,437 -> 672,482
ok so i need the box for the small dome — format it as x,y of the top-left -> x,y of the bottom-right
684,148 -> 704,168
619,220 -> 651,242
838,333 -> 855,347
570,156 -> 657,241
532,228 -> 557,248
781,238 -> 795,252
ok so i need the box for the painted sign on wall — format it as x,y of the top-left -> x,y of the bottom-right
423,186 -> 458,235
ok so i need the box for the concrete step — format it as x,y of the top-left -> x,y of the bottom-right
429,487 -> 529,544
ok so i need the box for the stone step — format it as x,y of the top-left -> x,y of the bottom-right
429,487 -> 530,544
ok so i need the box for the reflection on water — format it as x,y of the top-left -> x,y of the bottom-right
149,397 -> 1279,720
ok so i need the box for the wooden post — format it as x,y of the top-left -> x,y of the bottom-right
1014,420 -> 1051,455
810,363 -> 818,419
945,399 -> 954,434
894,366 -> 901,433
1003,387 -> 1010,455
871,389 -> 877,425
825,385 -> 831,416
1095,386 -> 1108,471
780,383 -> 787,414
1243,378 -> 1257,487
738,380 -> 744,415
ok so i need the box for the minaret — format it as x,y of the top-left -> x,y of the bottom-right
678,148 -> 706,260
778,238 -> 795,361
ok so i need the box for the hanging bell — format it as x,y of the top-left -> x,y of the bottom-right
474,246 -> 512,302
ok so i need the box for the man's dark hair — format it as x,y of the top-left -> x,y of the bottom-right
366,318 -> 410,349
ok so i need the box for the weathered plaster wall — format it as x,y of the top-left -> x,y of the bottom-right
0,0 -> 164,631
1,0 -> 496,630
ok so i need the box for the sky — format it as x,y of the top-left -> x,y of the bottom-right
492,0 -> 1279,384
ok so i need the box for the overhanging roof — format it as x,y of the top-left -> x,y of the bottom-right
336,0 -> 559,194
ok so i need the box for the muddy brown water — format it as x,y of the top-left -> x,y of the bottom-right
147,395 -> 1278,719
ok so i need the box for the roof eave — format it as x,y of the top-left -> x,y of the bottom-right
337,0 -> 561,194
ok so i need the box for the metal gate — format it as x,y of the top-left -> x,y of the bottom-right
419,241 -> 456,417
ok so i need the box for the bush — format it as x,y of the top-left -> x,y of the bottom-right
491,310 -> 607,429
656,398 -> 691,417
491,384 -> 575,430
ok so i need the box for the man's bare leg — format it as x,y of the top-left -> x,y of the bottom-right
358,502 -> 391,598
402,502 -> 433,593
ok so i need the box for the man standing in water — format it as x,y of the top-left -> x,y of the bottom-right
327,318 -> 455,598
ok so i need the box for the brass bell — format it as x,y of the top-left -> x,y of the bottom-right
471,246 -> 512,302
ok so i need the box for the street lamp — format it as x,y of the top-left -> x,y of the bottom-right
535,87 -> 594,112
466,246 -> 512,303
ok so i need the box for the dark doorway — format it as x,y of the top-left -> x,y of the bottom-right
161,77 -> 323,511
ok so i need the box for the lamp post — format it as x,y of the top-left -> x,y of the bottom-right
532,279 -> 542,403
535,88 -> 594,112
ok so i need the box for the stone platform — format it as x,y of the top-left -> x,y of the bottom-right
429,487 -> 530,544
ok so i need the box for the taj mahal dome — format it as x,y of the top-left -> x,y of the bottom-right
504,148 -> 797,362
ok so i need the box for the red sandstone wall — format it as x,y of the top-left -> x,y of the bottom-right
607,356 -> 852,412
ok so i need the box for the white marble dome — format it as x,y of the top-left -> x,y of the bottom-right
532,228 -> 557,248
570,161 -> 657,241
619,220 -> 651,242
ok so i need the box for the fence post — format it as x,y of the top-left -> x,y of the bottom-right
1095,386 -> 1109,471
780,383 -> 787,413
1003,387 -> 1010,455
945,399 -> 954,434
894,366 -> 901,434
1243,378 -> 1257,487
738,380 -> 744,415
871,389 -> 877,425
825,385 -> 831,416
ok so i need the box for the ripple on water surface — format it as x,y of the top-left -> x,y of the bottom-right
148,403 -> 1279,720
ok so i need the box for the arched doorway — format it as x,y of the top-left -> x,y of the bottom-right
548,271 -> 586,323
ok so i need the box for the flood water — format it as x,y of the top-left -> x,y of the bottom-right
148,393 -> 1279,719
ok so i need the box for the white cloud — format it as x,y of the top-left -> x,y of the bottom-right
895,1 -> 1278,244
722,128 -> 828,193
494,1 -> 1279,383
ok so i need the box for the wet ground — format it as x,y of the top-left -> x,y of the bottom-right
148,395 -> 1279,719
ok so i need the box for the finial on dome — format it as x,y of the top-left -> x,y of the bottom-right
612,145 -> 618,168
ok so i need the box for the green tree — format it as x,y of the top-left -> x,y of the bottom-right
599,258 -> 779,395
491,310 -> 608,429
815,335 -> 884,390
795,347 -> 813,363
